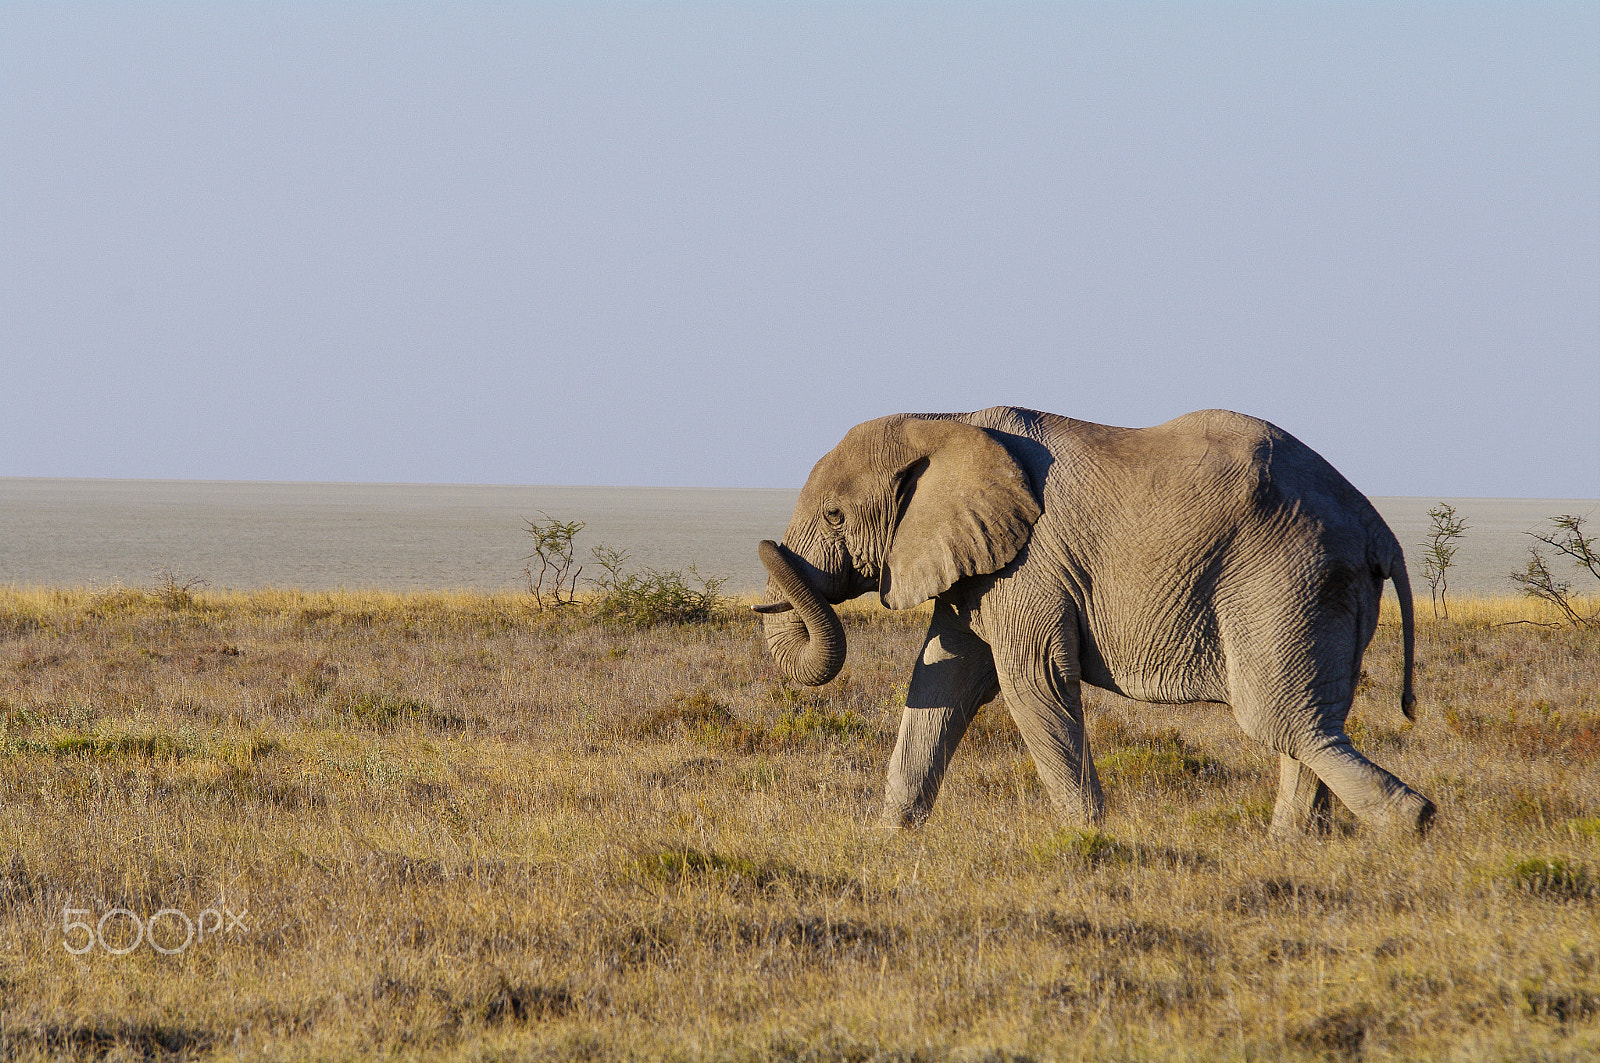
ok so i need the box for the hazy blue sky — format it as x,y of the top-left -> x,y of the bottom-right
3,3 -> 1596,496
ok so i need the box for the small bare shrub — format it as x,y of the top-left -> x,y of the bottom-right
522,513 -> 586,608
1420,503 -> 1468,619
1511,513 -> 1600,628
148,568 -> 210,611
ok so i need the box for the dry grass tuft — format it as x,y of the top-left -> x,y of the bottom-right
0,585 -> 1597,1060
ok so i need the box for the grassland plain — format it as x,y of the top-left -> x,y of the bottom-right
0,586 -> 1596,1062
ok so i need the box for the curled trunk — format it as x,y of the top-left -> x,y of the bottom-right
755,539 -> 846,686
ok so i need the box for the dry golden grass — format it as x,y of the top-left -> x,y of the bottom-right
1,584 -> 1597,1061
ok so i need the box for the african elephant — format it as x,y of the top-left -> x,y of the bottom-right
755,407 -> 1435,836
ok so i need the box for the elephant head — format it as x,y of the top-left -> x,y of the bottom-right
754,415 -> 1042,686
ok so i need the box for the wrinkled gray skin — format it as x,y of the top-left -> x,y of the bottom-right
756,407 -> 1434,836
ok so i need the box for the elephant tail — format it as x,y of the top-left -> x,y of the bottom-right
1388,553 -> 1418,721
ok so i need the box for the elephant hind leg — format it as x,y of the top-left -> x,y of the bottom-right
1293,732 -> 1435,836
1269,754 -> 1332,836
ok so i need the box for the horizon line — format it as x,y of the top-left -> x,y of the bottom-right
2,474 -> 1596,505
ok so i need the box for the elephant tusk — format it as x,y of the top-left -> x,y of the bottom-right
751,600 -> 794,614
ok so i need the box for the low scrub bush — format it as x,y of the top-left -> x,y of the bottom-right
1522,980 -> 1600,1024
635,846 -> 765,887
1034,829 -> 1135,867
518,516 -> 730,626
768,704 -> 870,745
342,692 -> 471,733
642,690 -> 872,753
1506,856 -> 1596,900
1095,726 -> 1225,788
589,546 -> 727,626
1188,801 -> 1272,830
4,729 -> 192,761
639,690 -> 735,741
152,568 -> 210,611
1444,704 -> 1600,761
1290,1004 -> 1379,1057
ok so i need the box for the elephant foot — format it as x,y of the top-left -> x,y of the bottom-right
1270,755 -> 1333,837
877,804 -> 928,830
1389,791 -> 1437,837
1071,800 -> 1106,830
1358,789 -> 1437,836
1268,802 -> 1332,838
1292,736 -> 1437,838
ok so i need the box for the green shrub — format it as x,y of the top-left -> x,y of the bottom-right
637,847 -> 761,884
1506,856 -> 1596,900
346,692 -> 429,728
4,729 -> 192,760
1097,727 -> 1223,787
638,690 -> 769,751
641,690 -> 732,735
1033,829 -> 1134,866
588,546 -> 726,626
769,704 -> 870,745
1188,801 -> 1273,830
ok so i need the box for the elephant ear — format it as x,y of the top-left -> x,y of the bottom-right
879,418 -> 1042,610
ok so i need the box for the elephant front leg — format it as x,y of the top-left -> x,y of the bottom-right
1269,754 -> 1332,836
881,606 -> 999,827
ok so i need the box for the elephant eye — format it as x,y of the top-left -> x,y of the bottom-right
823,505 -> 845,527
